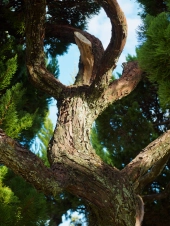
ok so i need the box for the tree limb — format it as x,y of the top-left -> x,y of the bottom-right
122,130 -> 170,187
137,153 -> 170,192
74,32 -> 94,85
0,129 -> 62,196
88,61 -> 143,115
26,0 -> 69,99
94,0 -> 128,84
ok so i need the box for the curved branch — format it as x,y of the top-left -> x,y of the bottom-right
137,153 -> 170,192
0,129 -> 62,196
88,61 -> 143,114
25,0 -> 127,99
94,0 -> 128,83
26,0 -> 104,97
46,24 -> 104,85
74,32 -> 94,85
26,0 -> 68,99
122,130 -> 170,185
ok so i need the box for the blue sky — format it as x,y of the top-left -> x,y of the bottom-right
49,1 -> 142,224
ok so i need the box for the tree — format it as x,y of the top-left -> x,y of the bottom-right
0,113 -> 84,225
0,0 -> 170,225
136,0 -> 167,17
0,1 -> 100,225
91,73 -> 170,225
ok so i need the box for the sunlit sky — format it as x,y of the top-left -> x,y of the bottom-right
49,1 -> 142,224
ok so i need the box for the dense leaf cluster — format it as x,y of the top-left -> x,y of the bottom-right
137,10 -> 170,109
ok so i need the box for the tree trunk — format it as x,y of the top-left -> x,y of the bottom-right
47,95 -> 137,225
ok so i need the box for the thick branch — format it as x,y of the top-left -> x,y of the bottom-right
94,0 -> 127,83
88,61 -> 143,114
137,154 -> 170,192
0,129 -> 62,196
26,0 -> 67,99
122,130 -> 170,185
46,24 -> 104,84
0,128 -> 136,225
74,32 -> 94,85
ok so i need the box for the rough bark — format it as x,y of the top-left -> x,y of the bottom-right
0,0 -> 170,225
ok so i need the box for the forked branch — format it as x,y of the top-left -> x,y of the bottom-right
89,61 -> 143,115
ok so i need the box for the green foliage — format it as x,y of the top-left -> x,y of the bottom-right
137,11 -> 170,108
125,54 -> 137,62
35,112 -> 54,166
91,126 -> 114,166
0,36 -> 17,92
0,167 -> 21,226
0,54 -> 17,91
47,57 -> 60,79
136,0 -> 168,17
0,83 -> 35,138
0,40 -> 36,139
0,167 -> 48,226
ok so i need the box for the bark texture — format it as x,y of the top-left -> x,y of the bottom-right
0,0 -> 170,225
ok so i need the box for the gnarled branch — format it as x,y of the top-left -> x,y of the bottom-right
0,129 -> 62,196
94,0 -> 128,85
88,61 -> 143,115
137,153 -> 170,192
122,130 -> 170,187
26,0 -> 68,99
